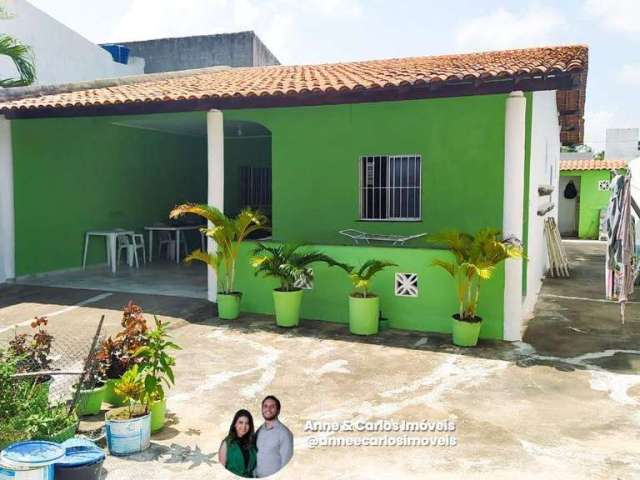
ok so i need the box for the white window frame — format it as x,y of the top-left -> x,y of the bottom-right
359,154 -> 422,221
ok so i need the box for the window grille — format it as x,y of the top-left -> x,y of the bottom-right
359,155 -> 421,220
240,166 -> 272,214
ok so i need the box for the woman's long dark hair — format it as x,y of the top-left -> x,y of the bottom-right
226,409 -> 256,451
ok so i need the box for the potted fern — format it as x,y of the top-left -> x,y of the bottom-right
344,260 -> 397,335
428,229 -> 524,347
251,243 -> 345,327
170,204 -> 269,320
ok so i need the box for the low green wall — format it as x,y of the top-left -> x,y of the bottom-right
235,242 -> 505,339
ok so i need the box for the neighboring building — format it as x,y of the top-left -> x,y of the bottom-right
559,159 -> 628,239
0,45 -> 588,342
560,151 -> 593,162
111,31 -> 280,73
605,128 -> 639,160
0,0 -> 144,85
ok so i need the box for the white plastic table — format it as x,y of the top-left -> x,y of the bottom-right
83,229 -> 136,274
144,225 -> 205,264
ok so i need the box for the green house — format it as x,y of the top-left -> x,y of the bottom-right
0,45 -> 588,341
559,159 -> 628,239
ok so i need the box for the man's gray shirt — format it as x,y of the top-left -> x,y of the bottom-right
255,419 -> 294,477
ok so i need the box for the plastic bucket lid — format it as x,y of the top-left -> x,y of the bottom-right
55,439 -> 105,468
0,441 -> 65,468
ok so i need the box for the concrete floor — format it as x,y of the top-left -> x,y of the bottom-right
14,260 -> 207,299
0,241 -> 638,479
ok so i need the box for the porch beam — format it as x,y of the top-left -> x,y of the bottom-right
503,91 -> 526,341
207,109 -> 224,303
0,116 -> 14,283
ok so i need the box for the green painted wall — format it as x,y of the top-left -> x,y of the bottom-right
224,136 -> 271,216
235,241 -> 504,339
222,95 -> 507,245
560,169 -> 611,239
12,116 -> 207,276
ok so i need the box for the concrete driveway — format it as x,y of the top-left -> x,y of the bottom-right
0,241 -> 638,479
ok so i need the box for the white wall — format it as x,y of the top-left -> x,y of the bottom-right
0,0 -> 143,86
523,90 -> 561,318
606,128 -> 639,160
0,117 -> 13,283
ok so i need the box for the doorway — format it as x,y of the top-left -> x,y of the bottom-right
559,175 -> 580,237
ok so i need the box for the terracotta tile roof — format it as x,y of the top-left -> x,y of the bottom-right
560,159 -> 628,171
0,45 -> 587,123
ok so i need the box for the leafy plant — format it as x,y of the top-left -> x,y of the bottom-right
428,228 -> 524,321
114,365 -> 146,419
170,204 -> 269,294
251,243 -> 347,291
96,302 -> 149,380
8,317 -> 54,374
346,260 -> 397,298
134,316 -> 181,405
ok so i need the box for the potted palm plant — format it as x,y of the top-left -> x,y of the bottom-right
170,204 -> 269,320
345,260 -> 397,335
251,243 -> 345,327
134,316 -> 181,433
428,228 -> 524,347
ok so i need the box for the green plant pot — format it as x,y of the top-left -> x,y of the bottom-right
272,289 -> 303,327
217,292 -> 242,320
349,295 -> 380,335
150,398 -> 167,433
452,315 -> 483,347
104,378 -> 126,406
76,384 -> 106,416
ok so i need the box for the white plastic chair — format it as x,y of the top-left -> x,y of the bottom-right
116,233 -> 144,268
158,231 -> 188,261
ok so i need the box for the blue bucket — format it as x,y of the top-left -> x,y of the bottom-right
0,441 -> 64,480
54,439 -> 105,480
105,412 -> 151,456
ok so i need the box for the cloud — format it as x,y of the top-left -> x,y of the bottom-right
109,0 -> 363,63
619,64 -> 640,86
455,6 -> 565,52
584,108 -> 639,151
585,0 -> 640,34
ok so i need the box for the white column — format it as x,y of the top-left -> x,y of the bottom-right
207,109 -> 224,302
0,116 -> 15,283
503,91 -> 526,341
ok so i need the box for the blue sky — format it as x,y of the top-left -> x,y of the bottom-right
29,0 -> 640,151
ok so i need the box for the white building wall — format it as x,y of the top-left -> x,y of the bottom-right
0,0 -> 143,86
523,90 -> 561,319
605,128 -> 639,160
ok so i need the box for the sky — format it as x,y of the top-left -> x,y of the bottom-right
26,0 -> 640,151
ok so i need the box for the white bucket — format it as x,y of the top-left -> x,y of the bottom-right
0,461 -> 53,480
105,413 -> 151,456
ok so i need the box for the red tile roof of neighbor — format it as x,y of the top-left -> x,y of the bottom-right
560,159 -> 628,171
0,45 -> 588,143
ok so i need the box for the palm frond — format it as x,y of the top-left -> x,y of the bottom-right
169,203 -> 228,227
0,34 -> 35,87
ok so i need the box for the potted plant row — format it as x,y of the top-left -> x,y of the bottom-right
428,228 -> 524,347
170,204 -> 269,320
